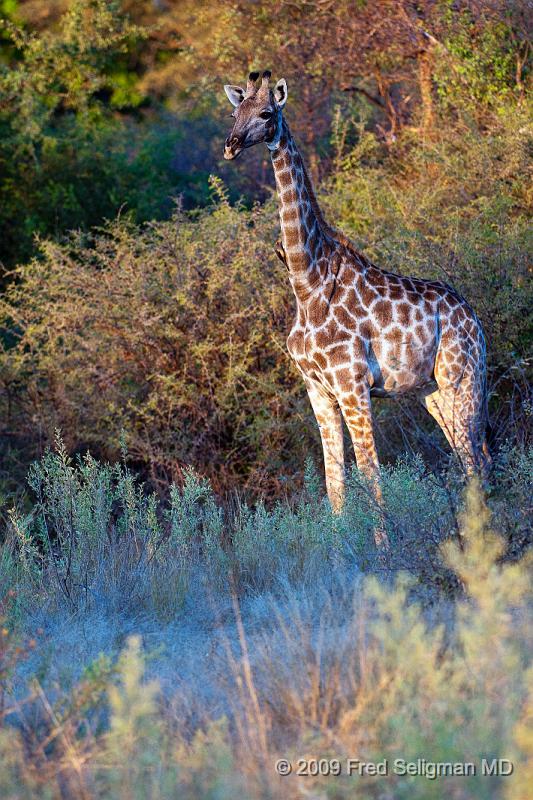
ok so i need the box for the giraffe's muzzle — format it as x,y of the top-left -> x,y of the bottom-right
224,136 -> 244,160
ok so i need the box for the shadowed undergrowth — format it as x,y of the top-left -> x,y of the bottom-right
0,439 -> 531,799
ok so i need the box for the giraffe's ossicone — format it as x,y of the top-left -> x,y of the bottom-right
223,70 -> 490,546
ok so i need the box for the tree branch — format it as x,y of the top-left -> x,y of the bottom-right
340,85 -> 385,108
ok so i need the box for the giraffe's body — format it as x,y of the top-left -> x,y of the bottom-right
224,71 -> 489,541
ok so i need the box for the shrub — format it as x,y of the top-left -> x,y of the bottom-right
0,457 -> 530,799
0,194 -> 314,498
1,148 -> 531,497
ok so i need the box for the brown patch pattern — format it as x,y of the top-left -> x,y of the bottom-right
247,110 -> 487,533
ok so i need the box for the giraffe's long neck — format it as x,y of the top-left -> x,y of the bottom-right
270,119 -> 331,303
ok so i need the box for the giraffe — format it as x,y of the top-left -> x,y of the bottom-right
223,70 -> 489,545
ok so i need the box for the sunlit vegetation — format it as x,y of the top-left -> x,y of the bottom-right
0,1 -> 531,797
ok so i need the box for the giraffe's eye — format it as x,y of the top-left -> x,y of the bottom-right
259,111 -> 273,120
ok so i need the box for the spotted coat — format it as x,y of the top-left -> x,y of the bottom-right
224,73 -> 489,543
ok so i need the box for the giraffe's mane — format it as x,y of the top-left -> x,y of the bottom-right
298,145 -> 369,265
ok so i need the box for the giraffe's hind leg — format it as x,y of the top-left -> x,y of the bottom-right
422,380 -> 487,476
423,387 -> 473,473
423,307 -> 489,477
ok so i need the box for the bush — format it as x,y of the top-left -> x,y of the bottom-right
3,434 -> 531,613
0,192 -> 317,497
1,119 -> 531,496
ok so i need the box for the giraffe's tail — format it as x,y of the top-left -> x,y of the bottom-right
479,345 -> 492,474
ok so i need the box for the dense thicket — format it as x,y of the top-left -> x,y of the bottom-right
0,0 -> 531,496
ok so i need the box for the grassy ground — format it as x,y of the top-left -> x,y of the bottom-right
0,438 -> 531,799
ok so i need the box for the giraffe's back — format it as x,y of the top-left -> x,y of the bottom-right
287,242 -> 485,401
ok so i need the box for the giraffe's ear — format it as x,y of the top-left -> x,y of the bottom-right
224,84 -> 245,107
273,78 -> 288,108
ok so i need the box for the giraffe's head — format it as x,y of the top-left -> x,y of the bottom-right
223,70 -> 288,160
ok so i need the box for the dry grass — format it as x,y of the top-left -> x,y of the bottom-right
0,441 -> 531,798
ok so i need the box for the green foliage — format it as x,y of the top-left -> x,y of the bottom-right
102,636 -> 162,799
7,433 -> 200,616
433,5 -> 524,112
1,0 -> 531,271
1,1 -> 143,143
0,1 -> 217,267
3,434 -> 532,611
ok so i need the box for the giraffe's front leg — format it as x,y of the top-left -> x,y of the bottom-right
305,378 -> 345,513
339,385 -> 389,549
